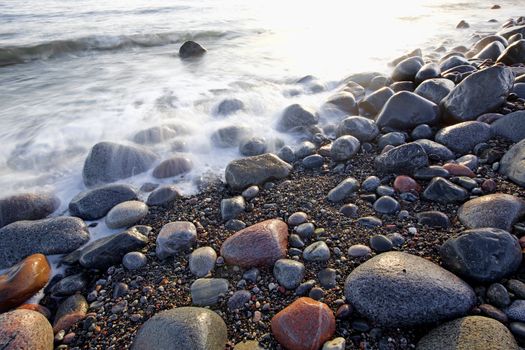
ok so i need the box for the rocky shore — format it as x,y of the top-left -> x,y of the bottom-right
2,12 -> 525,350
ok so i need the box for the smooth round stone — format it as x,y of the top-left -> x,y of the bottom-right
190,278 -> 229,306
152,156 -> 193,178
335,116 -> 379,142
369,234 -> 393,252
241,186 -> 259,200
435,121 -> 493,154
49,273 -> 87,296
227,290 -> 251,311
376,185 -> 395,197
388,232 -> 405,247
189,247 -> 217,277
373,196 -> 400,215
69,184 -> 136,220
294,223 -> 315,239
377,132 -> 406,150
339,204 -> 358,218
359,87 -> 394,116
318,268 -> 337,289
422,177 -> 469,203
0,309 -> 54,349
53,294 -> 88,333
374,142 -> 429,174
309,287 -> 325,300
0,192 -> 60,229
394,175 -> 420,193
376,91 -> 439,130
179,40 -> 206,58
146,185 -> 180,207
294,141 -> 316,159
303,241 -> 331,262
510,322 -> 525,338
508,279 -> 525,299
156,221 -> 197,259
273,259 -> 305,289
122,252 -> 147,270
220,196 -> 246,221
330,135 -> 361,162
392,56 -> 423,81
105,200 -> 148,229
327,177 -> 359,202
288,212 -> 308,226
348,244 -> 372,258
132,307 -> 227,350
416,211 -> 450,228
303,154 -> 324,168
277,145 -> 295,163
411,124 -> 434,140
487,283 -> 511,308
362,176 -> 381,192
277,104 -> 319,133
239,137 -> 267,156
505,300 -> 525,322
289,234 -> 305,248
356,216 -> 382,228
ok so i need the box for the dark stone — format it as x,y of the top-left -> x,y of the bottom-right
179,41 -> 206,59
435,121 -> 493,155
277,104 -> 318,132
359,87 -> 394,116
474,41 -> 505,60
336,116 -> 379,142
374,142 -> 428,174
416,211 -> 450,228
422,177 -> 469,203
414,78 -> 455,105
491,111 -> 525,142
497,39 -> 525,65
414,139 -> 455,161
415,63 -> 441,84
49,273 -> 87,296
391,56 -> 424,82
325,91 -> 358,114
376,91 -> 440,129
215,98 -> 244,116
501,139 -> 525,187
69,184 -> 137,220
369,235 -> 393,252
146,185 -> 180,207
0,193 -> 60,228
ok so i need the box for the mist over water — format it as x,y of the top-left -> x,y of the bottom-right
0,0 -> 522,209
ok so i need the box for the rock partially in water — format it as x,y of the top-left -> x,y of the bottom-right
376,91 -> 440,130
146,185 -> 180,207
474,41 -> 506,60
325,91 -> 358,114
391,56 -> 424,82
152,156 -> 193,178
0,309 -> 54,349
179,41 -> 207,59
359,87 -> 394,116
0,192 -> 60,229
239,137 -> 267,156
105,200 -> 148,229
132,126 -> 177,145
335,116 -> 379,142
211,126 -> 252,148
69,184 -> 137,220
497,39 -> 525,65
414,78 -> 455,105
215,98 -> 244,116
277,104 -> 319,132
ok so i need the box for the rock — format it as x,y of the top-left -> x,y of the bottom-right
344,252 -> 476,327
327,177 -> 359,202
414,78 -> 455,105
190,278 -> 229,306
271,297 -> 335,350
239,137 -> 267,156
294,141 -> 316,159
479,304 -> 508,324
417,211 -> 450,228
390,81 -> 415,92
376,91 -> 440,129
53,294 -> 88,333
505,300 -> 525,322
348,244 -> 371,258
152,156 -> 193,178
414,139 -> 455,161
514,83 -> 525,99
179,41 -> 206,59
456,20 -> 469,28
318,268 -> 337,289
0,193 -> 60,228
441,66 -> 514,123
356,216 -> 382,228
417,316 -> 518,350
508,279 -> 525,299
220,219 -> 288,267
303,154 -> 323,169
215,98 -> 244,116
225,153 -> 292,191
343,72 -> 383,87
501,139 -> 525,187
497,39 -> 525,65
49,273 -> 87,296
303,241 -> 330,262
491,111 -> 525,142
440,55 -> 469,72
392,56 -> 424,82
330,135 -> 360,161
82,142 -> 158,187
276,145 -> 295,163
122,252 -> 147,270
414,166 -> 450,180
422,177 -> 469,203
132,126 -> 177,144
189,247 -> 216,277
132,307 -> 227,350
325,91 -> 358,114
228,290 -> 251,311
221,196 -> 245,221
0,254 -> 50,313
234,340 -> 264,350
79,227 -> 148,269
369,235 -> 393,252
411,124 -> 434,140
359,87 -> 394,116
458,193 -> 525,231
415,63 -> 441,84
335,116 -> 379,142
440,228 -> 522,283
487,283 -> 511,308
362,176 -> 381,192
435,121 -> 492,154
156,222 -> 197,259
443,163 -> 475,177
288,212 -> 308,226
377,132 -> 406,150
0,217 -> 89,269
273,259 -> 305,289
0,309 -> 53,349
322,337 -> 346,350
474,41 -> 506,60
394,175 -> 420,193
374,142 -> 428,174
211,126 -> 251,148
373,196 -> 400,215
69,184 -> 137,220
146,185 -> 180,206
105,200 -> 148,229
277,104 -> 318,132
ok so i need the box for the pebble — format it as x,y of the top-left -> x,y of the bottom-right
287,212 -> 308,226
189,247 -> 217,277
369,234 -> 394,252
190,278 -> 229,306
221,196 -> 246,221
327,177 -> 359,202
294,223 -> 314,239
309,287 -> 325,300
373,196 -> 400,214
303,241 -> 331,262
273,259 -> 305,289
339,204 -> 358,218
105,200 -> 148,229
322,337 -> 346,350
348,244 -> 372,258
227,290 -> 251,311
156,221 -> 197,259
122,252 -> 147,270
508,279 -> 525,299
241,186 -> 259,200
356,216 -> 382,228
487,283 -> 511,308
362,176 -> 381,192
318,268 -> 337,289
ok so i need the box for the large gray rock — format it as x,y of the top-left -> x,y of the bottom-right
441,66 -> 514,123
69,184 -> 137,220
190,278 -> 229,306
414,78 -> 455,105
417,316 -> 518,350
225,153 -> 292,191
0,217 -> 89,269
415,62 -> 441,84
375,91 -> 440,129
474,41 -> 506,60
325,91 -> 358,114
0,192 -> 60,228
435,121 -> 492,155
211,126 -> 252,148
335,116 -> 379,142
152,156 -> 193,178
82,142 -> 158,187
391,56 -> 424,82
344,252 -> 476,327
359,87 -> 394,116
277,104 -> 318,132
132,307 -> 227,350
498,24 -> 525,39
497,39 -> 525,65
440,228 -> 522,283
458,193 -> 525,231
491,111 -> 525,142
374,142 -> 428,174
132,126 -> 177,145
500,139 -> 525,187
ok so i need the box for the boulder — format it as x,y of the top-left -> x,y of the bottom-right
491,111 -> 525,142
325,91 -> 358,114
435,121 -> 492,155
105,200 -> 148,229
415,63 -> 441,84
0,309 -> 53,349
53,294 -> 88,333
69,184 -> 137,220
179,41 -> 207,59
211,126 -> 252,148
375,91 -> 440,129
374,142 -> 428,174
215,98 -> 244,116
277,104 -> 318,132
152,156 -> 193,178
498,24 -> 525,39
414,78 -> 455,105
391,56 -> 424,82
414,139 -> 455,161
146,185 -> 180,207
497,39 -> 525,65
473,41 -> 505,60
0,193 -> 60,228
156,221 -> 197,259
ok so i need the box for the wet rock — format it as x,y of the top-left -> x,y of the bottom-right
302,154 -> 323,168
491,111 -> 525,142
273,259 -> 305,289
359,87 -> 394,116
0,193 -> 60,229
422,177 -> 469,203
362,176 -> 381,192
239,137 -> 267,156
392,56 -> 424,82
416,211 -> 450,228
49,273 -> 87,296
277,104 -> 318,132
348,244 -> 372,258
211,126 -> 252,148
443,163 -> 475,178
327,177 -> 359,202
122,252 -> 147,270
414,166 -> 450,180
411,124 -> 434,140
132,126 -> 177,145
146,185 -> 180,206
215,98 -> 244,116
374,142 -> 428,174
393,175 -> 420,193
435,121 -> 492,154
501,139 -> 525,187
325,91 -> 358,114
0,309 -> 53,349
152,156 -> 193,178
105,200 -> 148,229
369,235 -> 393,252
377,132 -> 405,150
487,283 -> 511,308
440,55 -> 469,72
335,116 -> 379,142
356,216 -> 382,228
53,294 -> 88,333
414,78 -> 455,105
69,184 -> 137,220
318,268 -> 337,289
497,39 -> 525,65
474,41 -> 505,60
376,91 -> 440,129
415,63 -> 441,84
179,41 -> 206,59
330,135 -> 360,161
373,196 -> 400,215
221,196 -> 245,221
156,222 -> 197,259
414,139 -> 455,161
303,241 -> 330,262
189,247 -> 216,277
190,278 -> 229,306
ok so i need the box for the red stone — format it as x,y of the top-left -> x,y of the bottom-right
220,219 -> 288,267
0,254 -> 51,313
393,175 -> 421,193
271,297 -> 335,350
481,179 -> 497,193
443,163 -> 475,177
53,295 -> 89,334
0,309 -> 54,349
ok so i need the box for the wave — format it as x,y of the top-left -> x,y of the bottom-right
0,30 -> 236,67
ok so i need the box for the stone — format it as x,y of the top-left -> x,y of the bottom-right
330,135 -> 360,161
441,66 -> 514,123
390,81 -> 415,92
470,35 -> 508,55
49,273 -> 87,296
79,227 -> 148,269
318,268 -> 337,289
510,322 -> 525,339
294,141 -> 316,159
497,39 -> 525,65
132,307 -> 227,350
505,300 -> 525,322
491,111 -> 525,142
273,259 -> 305,289
440,55 -> 469,72
348,244 -> 372,258
189,247 -> 217,277
132,126 -> 177,144
105,200 -> 148,229
474,41 -> 506,60
417,316 -> 518,350
146,185 -> 180,206
152,156 -> 193,178
394,175 -> 420,193
215,98 -> 244,116
0,254 -> 50,313
302,154 -> 323,169
295,223 -> 314,239
415,78 -> 455,105
359,87 -> 394,116
122,252 -> 147,270
392,56 -> 424,81
82,142 -> 158,187
271,297 -> 335,350
458,193 -> 525,231
478,304 -> 508,324
376,91 -> 440,129
179,41 -> 206,58
362,176 -> 381,192
53,294 -> 88,333
487,283 -> 511,308
0,309 -> 53,349
211,126 -> 251,148
336,116 -> 379,142
501,139 -> 525,187
435,121 -> 492,155
415,62 -> 441,84
440,227 -> 521,283
327,177 -> 359,202
374,142 -> 428,174
414,139 -> 455,161
228,290 -> 251,311
221,196 -> 245,221
443,163 -> 475,177
323,338 -> 345,350
508,279 -> 525,299
277,104 -> 318,132
369,235 -> 393,252
0,217 -> 89,269
225,153 -> 292,191
0,193 -> 60,228
190,278 -> 229,306
356,216 -> 382,228
416,211 -> 450,228
69,184 -> 137,220
239,137 -> 267,156
423,177 -> 468,203
156,221 -> 197,259
325,91 -> 358,114
414,166 -> 450,180
220,219 -> 288,267
340,204 -> 358,218
377,132 -> 406,150
344,252 -> 476,327
411,124 -> 434,140
303,241 -> 330,262
373,196 -> 400,215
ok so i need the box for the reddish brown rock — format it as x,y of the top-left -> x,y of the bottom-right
482,179 -> 497,193
0,309 -> 54,349
271,297 -> 335,350
443,163 -> 475,177
220,219 -> 288,267
17,304 -> 52,319
53,294 -> 88,333
0,254 -> 51,313
393,175 -> 421,193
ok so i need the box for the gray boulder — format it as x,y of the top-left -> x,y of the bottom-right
435,121 -> 492,154
69,184 -> 137,220
156,221 -> 197,259
414,78 -> 455,105
491,111 -> 525,142
501,139 -> 525,187
215,98 -> 244,116
497,39 -> 525,65
391,56 -> 424,82
335,116 -> 379,142
133,126 -> 177,145
239,137 -> 267,156
325,91 -> 358,114
211,126 -> 252,148
344,252 -> 475,327
82,142 -> 158,187
376,91 -> 440,129
179,41 -> 207,59
374,142 -> 429,174
498,24 -> 525,39
473,41 -> 506,60
0,192 -> 60,228
146,185 -> 180,207
415,63 -> 441,84
277,104 -> 318,132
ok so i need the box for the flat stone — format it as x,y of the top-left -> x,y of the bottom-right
356,216 -> 382,228
423,177 -> 469,203
273,259 -> 305,289
327,177 -> 359,202
190,278 -> 229,306
69,184 -> 137,220
374,142 -> 428,174
152,156 -> 193,178
0,192 -> 60,228
105,200 -> 148,229
189,247 -> 217,277
122,252 -> 147,270
0,309 -> 53,349
156,222 -> 197,259
414,166 -> 450,180
53,294 -> 88,333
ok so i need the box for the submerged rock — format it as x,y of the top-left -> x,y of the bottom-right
277,104 -> 318,132
152,156 -> 193,178
215,98 -> 244,116
69,184 -> 137,220
132,126 -> 177,145
179,41 -> 207,59
0,192 -> 60,229
211,126 -> 252,148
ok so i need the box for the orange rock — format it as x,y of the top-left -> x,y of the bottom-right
220,219 -> 288,267
0,254 -> 51,313
17,304 -> 52,319
271,297 -> 335,350
393,175 -> 421,193
53,294 -> 88,334
0,309 -> 54,349
443,163 -> 475,177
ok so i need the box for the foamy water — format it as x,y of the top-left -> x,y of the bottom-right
0,0 -> 522,211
